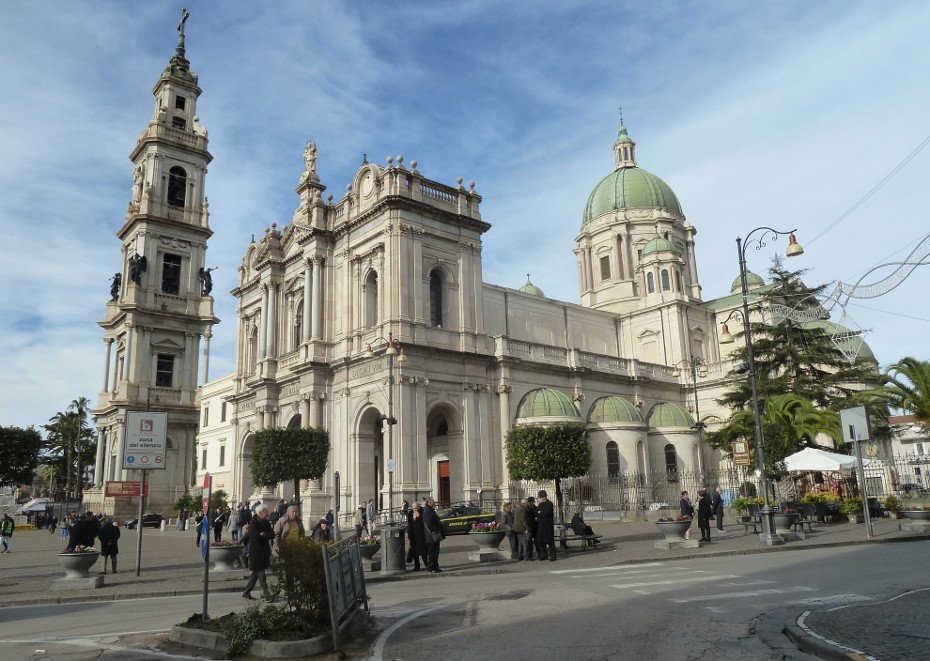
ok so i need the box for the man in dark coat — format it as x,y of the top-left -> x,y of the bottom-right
242,504 -> 275,600
696,488 -> 713,542
67,511 -> 99,551
534,490 -> 556,561
98,518 -> 121,573
406,501 -> 428,570
513,498 -> 532,561
525,496 -> 538,560
501,502 -> 518,560
712,487 -> 725,531
421,497 -> 444,573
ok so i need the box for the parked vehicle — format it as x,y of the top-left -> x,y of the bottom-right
901,483 -> 928,494
437,503 -> 496,535
123,513 -> 166,529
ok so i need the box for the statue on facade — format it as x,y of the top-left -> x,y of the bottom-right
304,140 -> 318,173
109,273 -> 121,301
128,253 -> 147,284
132,164 -> 144,203
199,266 -> 216,296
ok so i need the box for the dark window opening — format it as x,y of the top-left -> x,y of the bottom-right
646,272 -> 655,293
606,441 -> 620,480
175,96 -> 186,110
162,253 -> 181,294
155,354 -> 174,387
664,444 -> 678,482
674,270 -> 682,291
429,270 -> 443,327
167,166 -> 187,206
661,269 -> 671,291
600,255 -> 611,281
221,402 -> 227,422
172,116 -> 186,129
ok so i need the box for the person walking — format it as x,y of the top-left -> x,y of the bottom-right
0,514 -> 14,552
49,515 -> 58,535
272,505 -> 305,554
366,499 -> 377,534
712,487 -> 725,531
228,508 -> 242,542
177,508 -> 188,531
696,488 -> 713,542
525,496 -> 538,560
98,517 -> 121,573
680,491 -> 695,540
535,490 -> 556,561
212,507 -> 228,543
422,497 -> 444,573
242,504 -> 275,600
405,501 -> 428,570
501,502 -> 518,560
354,504 -> 365,539
194,510 -> 205,547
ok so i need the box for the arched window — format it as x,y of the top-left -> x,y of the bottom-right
664,444 -> 678,482
294,301 -> 303,350
606,441 -> 620,480
646,272 -> 655,293
429,269 -> 443,327
167,166 -> 187,207
661,269 -> 670,291
248,327 -> 258,374
674,269 -> 682,291
365,271 -> 379,327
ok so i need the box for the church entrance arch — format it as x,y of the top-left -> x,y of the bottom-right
356,407 -> 384,512
426,405 -> 462,507
238,432 -> 256,505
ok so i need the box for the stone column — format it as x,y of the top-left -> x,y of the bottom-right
94,427 -> 106,486
260,285 -> 269,358
311,258 -> 323,339
101,338 -> 113,392
303,261 -> 312,343
267,284 -> 277,357
202,332 -> 211,384
122,324 -> 133,380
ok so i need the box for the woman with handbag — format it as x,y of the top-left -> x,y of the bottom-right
405,502 -> 428,570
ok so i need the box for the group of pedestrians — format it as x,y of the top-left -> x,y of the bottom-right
501,490 -> 558,562
405,497 -> 444,573
680,487 -> 726,542
62,511 -> 122,573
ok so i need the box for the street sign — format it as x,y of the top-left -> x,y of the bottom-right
731,441 -> 751,467
387,459 -> 395,473
840,406 -> 871,443
123,411 -> 168,470
202,473 -> 212,515
201,516 -> 211,560
104,481 -> 150,497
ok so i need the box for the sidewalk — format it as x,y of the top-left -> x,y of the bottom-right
2,517 -> 927,659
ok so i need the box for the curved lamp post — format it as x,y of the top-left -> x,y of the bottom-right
363,332 -> 407,525
721,227 -> 803,546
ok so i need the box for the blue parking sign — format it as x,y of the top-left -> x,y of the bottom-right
201,516 -> 210,560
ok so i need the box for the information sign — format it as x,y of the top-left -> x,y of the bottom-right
104,481 -> 150,498
122,411 -> 168,470
731,441 -> 751,467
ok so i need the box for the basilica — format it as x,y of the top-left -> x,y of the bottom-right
83,21 -> 873,521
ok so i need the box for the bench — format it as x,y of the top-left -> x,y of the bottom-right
555,524 -> 603,550
741,520 -> 762,535
789,518 -> 815,534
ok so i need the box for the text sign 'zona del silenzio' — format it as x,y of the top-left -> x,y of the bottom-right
122,411 -> 168,470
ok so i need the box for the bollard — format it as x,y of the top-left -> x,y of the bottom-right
160,519 -> 167,532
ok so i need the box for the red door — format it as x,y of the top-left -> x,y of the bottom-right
438,460 -> 450,506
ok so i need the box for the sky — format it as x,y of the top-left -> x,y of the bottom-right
2,1 -> 929,432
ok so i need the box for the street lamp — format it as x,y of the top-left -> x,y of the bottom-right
363,332 -> 407,525
672,357 -> 708,431
723,227 -> 804,547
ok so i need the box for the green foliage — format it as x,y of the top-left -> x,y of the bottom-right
0,426 -> 43,487
505,423 -> 590,481
730,497 -> 750,513
867,357 -> 930,433
210,489 -> 229,511
840,496 -> 863,514
250,427 -> 330,493
271,537 -> 330,624
801,492 -> 834,504
173,493 -> 197,514
883,495 -> 902,513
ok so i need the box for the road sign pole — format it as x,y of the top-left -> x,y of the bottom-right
201,473 -> 212,620
135,469 -> 147,576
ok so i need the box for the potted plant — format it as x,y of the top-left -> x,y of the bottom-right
840,497 -> 864,524
57,545 -> 100,579
730,497 -> 751,523
899,505 -> 930,521
209,540 -> 244,572
468,521 -> 506,551
654,515 -> 692,541
884,495 -> 903,519
355,535 -> 381,560
772,507 -> 799,530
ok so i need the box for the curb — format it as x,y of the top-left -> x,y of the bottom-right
783,623 -> 870,661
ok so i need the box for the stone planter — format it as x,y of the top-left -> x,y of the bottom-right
469,531 -> 506,551
209,545 -> 244,572
900,510 -> 930,521
57,552 -> 100,579
846,513 -> 864,524
655,520 -> 692,540
359,543 -> 381,560
772,513 -> 798,531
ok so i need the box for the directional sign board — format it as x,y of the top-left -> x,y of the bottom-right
123,411 -> 168,470
840,406 -> 871,444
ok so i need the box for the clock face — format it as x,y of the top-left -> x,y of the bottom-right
361,173 -> 373,197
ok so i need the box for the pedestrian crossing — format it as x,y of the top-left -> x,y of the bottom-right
549,563 -> 821,611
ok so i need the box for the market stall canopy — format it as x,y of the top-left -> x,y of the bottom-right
20,497 -> 52,513
784,447 -> 868,472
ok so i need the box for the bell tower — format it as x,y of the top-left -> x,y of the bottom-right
87,10 -> 218,515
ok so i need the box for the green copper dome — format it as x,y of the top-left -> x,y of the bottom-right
642,236 -> 681,256
801,320 -> 876,362
730,271 -> 764,293
516,389 -> 580,419
519,275 -> 545,297
582,167 -> 682,226
587,396 -> 644,424
647,402 -> 695,428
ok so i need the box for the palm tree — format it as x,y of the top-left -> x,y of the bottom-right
44,411 -> 78,498
874,357 -> 930,432
68,397 -> 90,497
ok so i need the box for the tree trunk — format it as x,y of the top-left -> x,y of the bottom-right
293,478 -> 301,518
555,477 -> 566,547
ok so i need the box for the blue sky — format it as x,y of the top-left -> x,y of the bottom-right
2,1 -> 929,430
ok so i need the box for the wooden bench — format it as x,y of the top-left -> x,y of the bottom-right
789,518 -> 815,534
741,520 -> 762,535
555,524 -> 603,550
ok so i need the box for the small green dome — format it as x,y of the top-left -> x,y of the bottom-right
582,167 -> 682,226
730,271 -> 764,293
519,274 -> 545,297
647,402 -> 695,428
516,389 -> 580,419
642,235 -> 681,256
587,396 -> 644,424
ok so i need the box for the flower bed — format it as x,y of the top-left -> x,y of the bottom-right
469,521 -> 505,533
